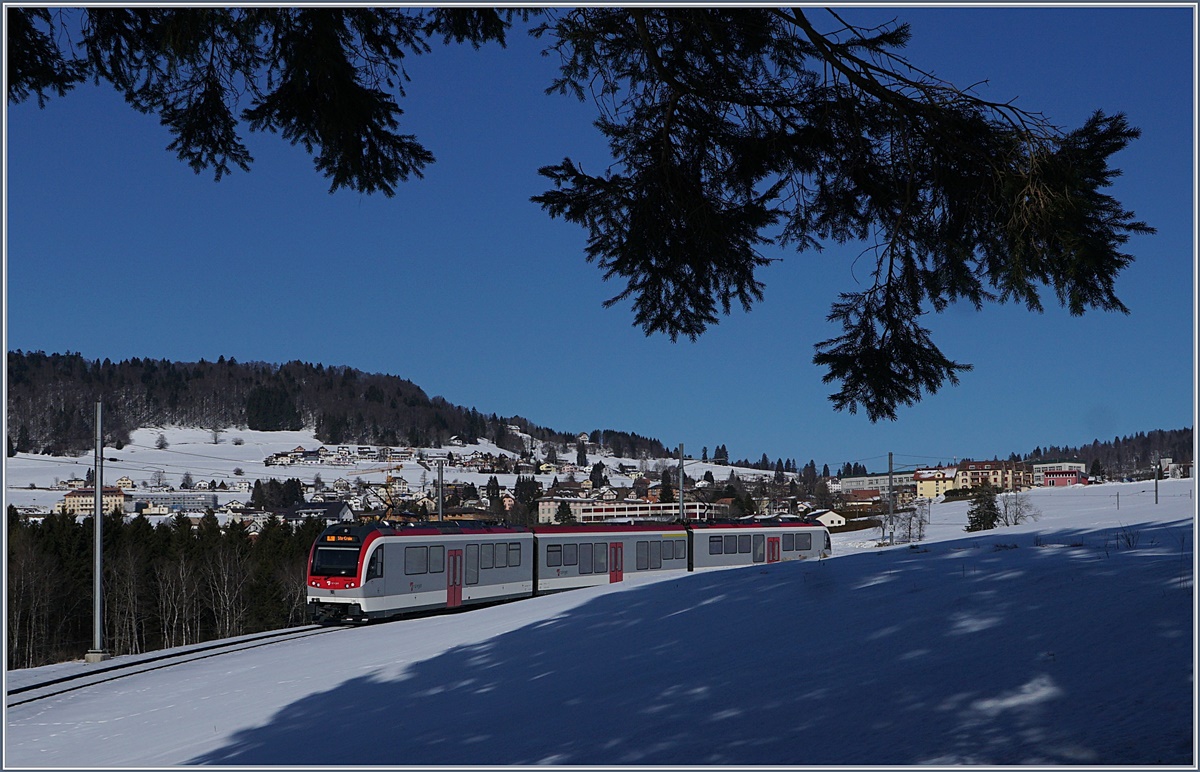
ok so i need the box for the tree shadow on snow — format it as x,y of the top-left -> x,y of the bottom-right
190,519 -> 1193,766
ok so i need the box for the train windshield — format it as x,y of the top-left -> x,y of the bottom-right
311,547 -> 361,577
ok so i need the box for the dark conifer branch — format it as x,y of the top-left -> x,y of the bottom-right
9,8 -> 1153,421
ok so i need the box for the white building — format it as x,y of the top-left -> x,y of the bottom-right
810,510 -> 847,529
1032,461 -> 1087,487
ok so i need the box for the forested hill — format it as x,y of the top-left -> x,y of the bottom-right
5,351 -> 668,459
1022,428 -> 1192,479
5,351 -> 1190,476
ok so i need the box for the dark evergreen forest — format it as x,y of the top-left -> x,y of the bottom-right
7,351 -> 1190,477
5,351 -> 669,460
1021,428 -> 1192,479
7,505 -> 325,669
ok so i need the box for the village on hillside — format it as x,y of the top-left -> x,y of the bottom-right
15,427 -> 1193,536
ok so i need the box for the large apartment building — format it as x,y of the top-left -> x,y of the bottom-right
838,471 -> 917,507
954,460 -> 1034,492
56,487 -> 130,515
132,492 -> 220,513
536,498 -> 730,524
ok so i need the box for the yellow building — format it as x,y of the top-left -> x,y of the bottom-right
914,466 -> 957,499
57,487 -> 130,515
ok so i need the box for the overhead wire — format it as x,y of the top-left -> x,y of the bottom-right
9,441 -> 405,493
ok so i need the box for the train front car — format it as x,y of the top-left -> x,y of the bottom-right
307,522 -> 384,623
531,523 -> 690,594
689,520 -> 831,570
307,521 -> 535,623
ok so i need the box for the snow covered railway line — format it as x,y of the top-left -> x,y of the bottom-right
5,625 -> 347,708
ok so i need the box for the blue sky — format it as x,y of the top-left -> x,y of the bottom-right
4,5 -> 1196,473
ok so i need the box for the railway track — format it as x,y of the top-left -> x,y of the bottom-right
6,625 -> 349,708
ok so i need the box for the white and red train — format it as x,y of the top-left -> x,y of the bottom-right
306,519 -> 832,623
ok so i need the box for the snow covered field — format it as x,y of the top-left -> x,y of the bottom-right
3,476 -> 1194,766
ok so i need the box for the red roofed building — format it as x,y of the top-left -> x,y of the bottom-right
57,487 -> 130,515
954,459 -> 1034,492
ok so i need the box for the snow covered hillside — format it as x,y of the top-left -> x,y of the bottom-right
4,479 -> 1194,766
4,425 -> 791,514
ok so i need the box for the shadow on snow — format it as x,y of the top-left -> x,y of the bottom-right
191,519 -> 1193,766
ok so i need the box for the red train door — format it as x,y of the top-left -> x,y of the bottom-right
447,549 -> 463,608
609,543 -> 624,583
767,537 -> 781,563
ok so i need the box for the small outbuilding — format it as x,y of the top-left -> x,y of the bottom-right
810,509 -> 847,528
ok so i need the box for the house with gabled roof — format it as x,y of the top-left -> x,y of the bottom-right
284,501 -> 353,525
843,489 -> 882,509
914,466 -> 957,499
810,509 -> 847,528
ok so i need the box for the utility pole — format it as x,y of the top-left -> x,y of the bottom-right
888,451 -> 895,545
437,460 -> 444,521
86,400 -> 110,663
678,444 -> 685,523
1151,452 -> 1160,505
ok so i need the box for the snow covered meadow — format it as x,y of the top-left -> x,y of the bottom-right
3,463 -> 1194,766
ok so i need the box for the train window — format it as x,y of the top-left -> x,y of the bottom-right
466,544 -> 479,585
783,533 -> 795,552
674,540 -> 687,560
563,543 -> 578,566
579,543 -> 593,574
636,541 -> 649,570
796,532 -> 812,551
753,534 -> 765,563
312,547 -> 359,577
547,544 -> 562,567
724,535 -> 738,554
429,545 -> 445,573
508,543 -> 522,567
650,540 -> 662,569
404,546 -> 428,575
365,549 -> 383,581
709,536 -> 724,555
494,542 -> 507,569
481,543 -> 494,570
738,534 -> 752,554
593,543 -> 607,573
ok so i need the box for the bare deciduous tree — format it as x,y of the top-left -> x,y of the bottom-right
896,499 -> 930,544
275,558 -> 310,629
7,529 -> 60,669
154,554 -> 202,649
204,536 -> 252,640
107,542 -> 149,655
997,491 -> 1041,527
